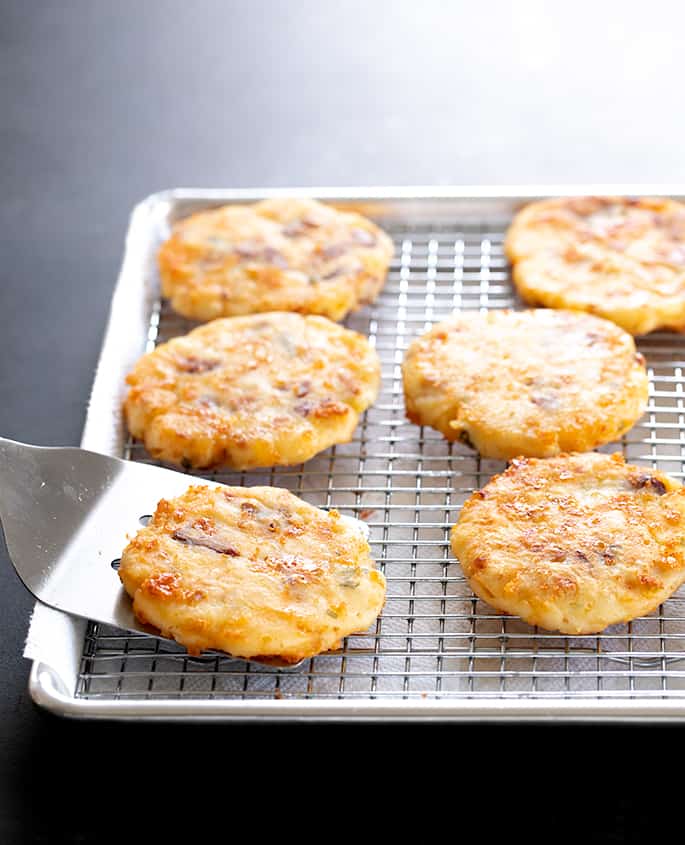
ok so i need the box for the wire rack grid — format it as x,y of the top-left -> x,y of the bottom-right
76,213 -> 685,703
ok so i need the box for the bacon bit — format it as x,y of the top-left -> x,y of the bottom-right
358,508 -> 376,520
172,524 -> 241,556
630,474 -> 667,495
320,243 -> 347,260
235,242 -> 288,267
234,241 -> 261,258
321,268 -> 345,280
176,356 -> 221,374
283,217 -> 325,237
240,501 -> 258,516
294,380 -> 311,398
584,331 -> 604,346
531,393 -> 560,411
350,228 -> 376,246
546,545 -> 568,562
282,221 -> 305,237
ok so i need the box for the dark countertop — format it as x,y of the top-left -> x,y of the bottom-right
2,1 -> 685,835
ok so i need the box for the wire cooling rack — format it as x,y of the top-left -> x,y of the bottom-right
75,214 -> 685,702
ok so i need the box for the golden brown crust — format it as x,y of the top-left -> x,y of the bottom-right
505,196 -> 685,335
124,312 -> 380,470
451,452 -> 685,634
119,485 -> 386,661
158,198 -> 394,322
401,309 -> 648,460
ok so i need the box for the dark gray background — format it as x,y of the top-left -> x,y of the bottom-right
1,0 -> 684,835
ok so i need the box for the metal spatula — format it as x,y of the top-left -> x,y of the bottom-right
0,435 -> 214,640
0,436 -> 367,657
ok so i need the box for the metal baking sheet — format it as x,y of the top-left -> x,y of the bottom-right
26,185 -> 685,720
